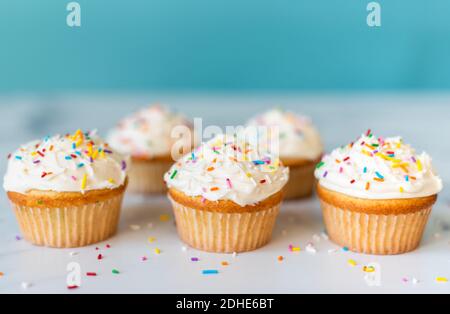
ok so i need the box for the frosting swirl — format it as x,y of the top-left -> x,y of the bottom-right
246,108 -> 323,161
4,130 -> 128,194
164,134 -> 289,206
314,130 -> 443,199
108,105 -> 193,159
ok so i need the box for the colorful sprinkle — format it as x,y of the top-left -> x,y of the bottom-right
202,270 -> 219,275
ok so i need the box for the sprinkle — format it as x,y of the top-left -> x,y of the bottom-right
15,156 -> 22,160
405,175 -> 409,182
375,172 -> 384,179
316,161 -> 325,169
159,214 -> 170,222
363,167 -> 367,173
323,171 -> 328,178
65,156 -> 72,160
416,159 -> 423,171
374,177 -> 385,182
343,156 -> 350,162
154,248 -> 161,255
15,235 -> 22,240
350,179 -> 356,184
253,160 -> 265,165
67,285 -> 79,290
191,257 -> 199,262
260,179 -> 267,184
291,247 -> 301,252
202,270 -> 219,275
77,163 -> 85,168
342,246 -> 349,252
207,167 -> 215,172
97,254 -> 103,260
170,170 -> 178,179
86,272 -> 97,277
148,237 -> 156,243
399,187 -> 404,193
277,256 -> 284,262
363,266 -> 375,273
121,160 -> 127,171
436,277 -> 448,283
226,178 -> 233,189
221,262 -> 229,267
365,182 -> 371,190
141,256 -> 148,261
112,269 -> 120,275
81,174 -> 87,190
348,259 -> 357,267
106,244 -> 111,248
210,187 -> 220,192
0,272 -> 4,277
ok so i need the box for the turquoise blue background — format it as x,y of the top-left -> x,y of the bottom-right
1,0 -> 450,92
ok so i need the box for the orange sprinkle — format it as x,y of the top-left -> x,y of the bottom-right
277,256 -> 284,262
210,187 -> 220,192
374,178 -> 384,182
0,272 -> 4,277
365,182 -> 370,190
221,262 -> 229,267
49,145 -> 54,151
207,167 -> 215,172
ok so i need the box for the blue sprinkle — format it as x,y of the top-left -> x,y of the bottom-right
202,270 -> 219,275
65,156 -> 72,160
15,156 -> 22,160
363,167 -> 367,173
72,143 -> 76,149
405,175 -> 409,182
253,160 -> 265,165
342,246 -> 349,252
375,172 -> 384,179
77,163 -> 85,168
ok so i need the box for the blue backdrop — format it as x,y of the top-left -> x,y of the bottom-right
1,0 -> 450,92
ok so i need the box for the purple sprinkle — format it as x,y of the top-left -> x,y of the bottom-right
104,149 -> 113,154
33,160 -> 41,164
323,171 -> 328,178
191,257 -> 199,262
15,235 -> 22,241
411,156 -> 417,163
121,160 -> 127,171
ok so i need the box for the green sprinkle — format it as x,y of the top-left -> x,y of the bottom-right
316,161 -> 325,169
170,170 -> 178,180
112,269 -> 120,275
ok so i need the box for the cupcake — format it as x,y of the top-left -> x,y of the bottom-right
3,130 -> 128,248
164,133 -> 289,253
315,130 -> 443,255
246,108 -> 323,199
108,105 -> 193,194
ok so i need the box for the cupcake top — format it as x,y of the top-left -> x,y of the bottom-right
314,130 -> 443,199
108,105 -> 192,159
164,134 -> 290,206
246,108 -> 323,161
3,130 -> 128,194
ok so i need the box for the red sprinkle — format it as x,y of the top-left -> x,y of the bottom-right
86,272 -> 97,277
67,285 -> 79,290
97,254 -> 103,260
350,179 -> 356,184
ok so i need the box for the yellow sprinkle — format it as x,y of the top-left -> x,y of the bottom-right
87,144 -> 93,157
436,277 -> 448,283
100,150 -> 106,159
76,139 -> 83,148
416,159 -> 423,171
361,150 -> 372,157
92,149 -> 99,160
399,187 -> 404,193
108,178 -> 115,184
148,237 -> 156,243
81,174 -> 87,190
291,247 -> 301,252
159,214 -> 170,222
246,173 -> 252,178
221,262 -> 229,267
348,259 -> 357,267
154,248 -> 161,255
363,266 -> 375,273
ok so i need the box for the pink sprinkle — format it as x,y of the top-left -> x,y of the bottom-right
226,178 -> 233,189
141,256 -> 148,261
339,167 -> 344,173
71,176 -> 77,181
201,197 -> 207,204
106,244 -> 111,249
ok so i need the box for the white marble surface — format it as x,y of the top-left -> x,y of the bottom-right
0,93 -> 449,294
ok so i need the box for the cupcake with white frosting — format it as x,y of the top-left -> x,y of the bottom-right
165,133 -> 289,253
108,105 -> 193,194
315,130 -> 443,255
3,130 -> 128,248
247,108 -> 323,199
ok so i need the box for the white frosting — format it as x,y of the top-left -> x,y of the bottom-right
4,130 -> 128,194
315,131 -> 443,199
108,105 -> 192,159
246,108 -> 323,160
165,134 -> 289,206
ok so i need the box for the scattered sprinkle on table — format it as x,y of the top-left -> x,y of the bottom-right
112,269 -> 120,275
277,256 -> 284,262
141,256 -> 148,261
342,246 -> 350,252
0,272 -> 4,277
97,254 -> 103,260
348,259 -> 357,267
436,277 -> 448,283
363,266 -> 375,273
67,285 -> 79,290
159,214 -> 170,222
154,248 -> 161,255
191,257 -> 199,262
221,262 -> 229,267
202,270 -> 219,275
148,237 -> 156,243
15,235 -> 22,241
86,272 -> 97,277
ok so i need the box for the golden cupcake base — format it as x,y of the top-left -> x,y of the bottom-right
168,188 -> 283,253
128,156 -> 174,194
7,184 -> 126,248
317,184 -> 437,255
